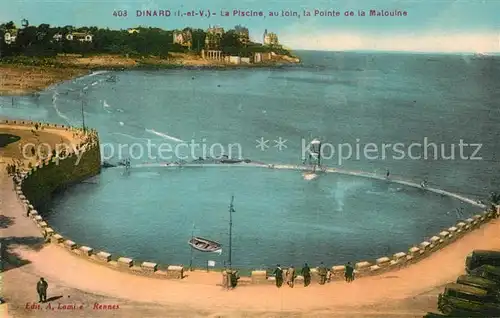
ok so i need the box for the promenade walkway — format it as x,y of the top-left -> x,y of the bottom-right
2,163 -> 500,316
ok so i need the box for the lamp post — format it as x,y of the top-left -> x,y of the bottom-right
189,224 -> 195,271
191,76 -> 195,100
81,91 -> 87,131
228,195 -> 235,269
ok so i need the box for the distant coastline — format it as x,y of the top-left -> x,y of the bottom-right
0,52 -> 301,96
0,21 -> 300,95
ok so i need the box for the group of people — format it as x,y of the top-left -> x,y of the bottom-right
5,163 -> 16,176
272,262 -> 356,288
5,162 -> 19,176
273,264 -> 301,288
221,268 -> 240,290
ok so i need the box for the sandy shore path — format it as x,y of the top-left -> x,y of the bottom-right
0,65 -> 88,96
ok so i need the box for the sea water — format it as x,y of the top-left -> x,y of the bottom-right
1,51 -> 498,269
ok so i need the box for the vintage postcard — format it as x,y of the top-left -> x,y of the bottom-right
0,0 -> 499,317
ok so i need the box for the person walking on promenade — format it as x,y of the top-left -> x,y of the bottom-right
345,262 -> 355,282
273,264 -> 283,288
229,270 -> 240,289
301,263 -> 311,287
318,262 -> 328,285
286,265 -> 296,288
491,203 -> 499,218
224,267 -> 236,290
36,277 -> 48,303
327,268 -> 333,283
221,267 -> 229,290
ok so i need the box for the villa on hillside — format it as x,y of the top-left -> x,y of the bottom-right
3,29 -> 18,44
52,33 -> 63,42
234,25 -> 250,46
173,29 -> 192,48
128,28 -> 140,34
263,29 -> 279,46
205,25 -> 224,50
65,32 -> 93,42
199,26 -> 289,64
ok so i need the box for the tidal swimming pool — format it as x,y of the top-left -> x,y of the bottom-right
44,166 -> 478,270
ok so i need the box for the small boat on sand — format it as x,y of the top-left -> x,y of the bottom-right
188,236 -> 222,253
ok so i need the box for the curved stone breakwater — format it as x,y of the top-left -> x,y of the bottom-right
3,119 -> 500,285
123,162 -> 487,208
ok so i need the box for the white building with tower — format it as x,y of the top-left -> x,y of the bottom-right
263,29 -> 279,45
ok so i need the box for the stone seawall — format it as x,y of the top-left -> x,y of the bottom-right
21,138 -> 101,209
4,119 -> 500,284
1,119 -> 101,208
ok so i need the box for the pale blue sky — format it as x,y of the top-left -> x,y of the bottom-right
1,0 -> 499,52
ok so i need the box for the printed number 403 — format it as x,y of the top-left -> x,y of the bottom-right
113,10 -> 128,17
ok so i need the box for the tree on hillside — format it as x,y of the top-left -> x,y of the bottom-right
191,28 -> 206,52
16,26 -> 37,47
234,25 -> 248,34
4,21 -> 16,30
37,24 -> 50,34
0,23 -> 293,59
92,29 -> 127,54
220,30 -> 241,55
0,29 -> 5,57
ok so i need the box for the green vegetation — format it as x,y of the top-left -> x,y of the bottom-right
438,283 -> 500,316
0,133 -> 21,148
0,20 -> 293,59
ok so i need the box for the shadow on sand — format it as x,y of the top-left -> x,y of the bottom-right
1,236 -> 46,272
45,295 -> 63,302
0,215 -> 15,228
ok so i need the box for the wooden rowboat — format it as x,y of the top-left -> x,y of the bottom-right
188,236 -> 222,253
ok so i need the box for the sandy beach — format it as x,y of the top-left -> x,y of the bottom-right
0,65 -> 88,96
0,53 -> 299,96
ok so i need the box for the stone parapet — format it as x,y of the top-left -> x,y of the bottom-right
251,270 -> 268,284
96,251 -> 112,263
167,265 -> 184,279
64,240 -> 76,250
141,262 -> 158,273
79,246 -> 93,256
51,234 -> 64,243
44,228 -> 54,237
117,257 -> 133,268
